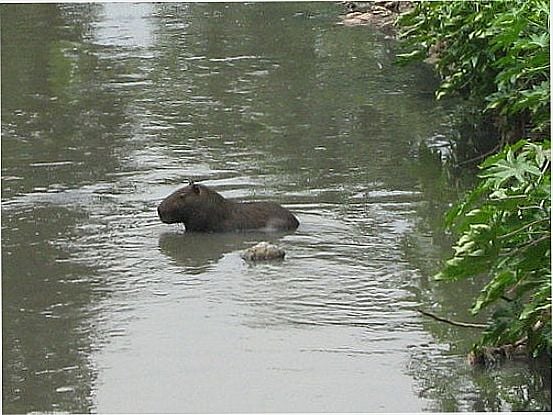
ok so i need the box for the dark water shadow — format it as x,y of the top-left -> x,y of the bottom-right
158,229 -> 293,274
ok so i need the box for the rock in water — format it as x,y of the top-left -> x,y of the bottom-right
241,242 -> 286,261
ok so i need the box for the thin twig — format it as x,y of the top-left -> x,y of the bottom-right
416,308 -> 487,329
498,218 -> 550,240
454,144 -> 501,167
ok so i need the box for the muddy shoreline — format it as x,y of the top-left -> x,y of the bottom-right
338,1 -> 412,35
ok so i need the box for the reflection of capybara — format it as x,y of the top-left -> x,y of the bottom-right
158,181 -> 299,232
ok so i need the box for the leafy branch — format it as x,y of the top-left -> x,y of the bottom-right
435,140 -> 551,358
397,0 -> 550,139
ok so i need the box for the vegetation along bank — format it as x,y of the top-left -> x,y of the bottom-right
346,1 -> 551,365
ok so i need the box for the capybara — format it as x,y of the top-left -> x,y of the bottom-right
158,181 -> 300,232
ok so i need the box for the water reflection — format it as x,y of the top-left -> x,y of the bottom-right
158,230 -> 290,274
2,204 -> 98,413
93,3 -> 155,48
2,2 -> 550,413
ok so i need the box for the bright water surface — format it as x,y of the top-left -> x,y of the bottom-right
2,3 -> 551,413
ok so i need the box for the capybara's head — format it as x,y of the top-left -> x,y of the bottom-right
157,181 -> 228,229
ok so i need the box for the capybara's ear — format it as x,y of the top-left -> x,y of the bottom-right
191,183 -> 200,194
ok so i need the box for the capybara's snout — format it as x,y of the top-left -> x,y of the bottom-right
157,200 -> 174,224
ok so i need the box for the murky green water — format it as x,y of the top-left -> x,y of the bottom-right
2,3 -> 550,413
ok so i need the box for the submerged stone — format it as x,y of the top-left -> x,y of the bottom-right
241,242 -> 286,262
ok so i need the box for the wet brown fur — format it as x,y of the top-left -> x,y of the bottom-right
158,182 -> 299,232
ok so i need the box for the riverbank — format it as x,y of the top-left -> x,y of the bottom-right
338,1 -> 412,35
391,0 -> 551,368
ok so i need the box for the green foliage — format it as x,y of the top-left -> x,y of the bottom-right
397,0 -> 551,359
435,140 -> 551,357
398,0 -> 550,134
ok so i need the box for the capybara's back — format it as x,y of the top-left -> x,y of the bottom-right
158,182 -> 299,232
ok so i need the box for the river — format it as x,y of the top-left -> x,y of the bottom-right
1,2 -> 550,413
